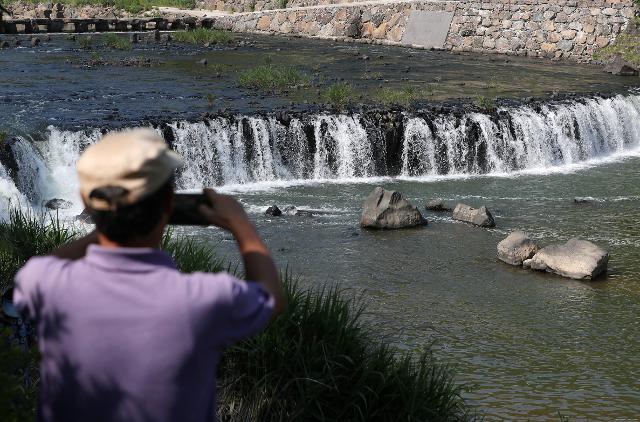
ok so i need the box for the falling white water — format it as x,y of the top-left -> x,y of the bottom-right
1,93 -> 639,209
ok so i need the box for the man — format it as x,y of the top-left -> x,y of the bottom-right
13,129 -> 285,422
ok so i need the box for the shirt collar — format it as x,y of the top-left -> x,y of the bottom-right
85,245 -> 177,272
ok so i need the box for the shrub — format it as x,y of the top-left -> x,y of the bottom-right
277,0 -> 288,9
172,28 -> 233,45
103,33 -> 132,50
322,82 -> 355,110
238,64 -> 309,92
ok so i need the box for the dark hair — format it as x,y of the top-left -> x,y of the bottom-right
89,179 -> 173,243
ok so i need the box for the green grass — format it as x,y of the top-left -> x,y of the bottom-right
593,33 -> 640,67
238,64 -> 309,92
472,95 -> 496,111
0,209 -> 474,421
8,0 -> 196,14
172,28 -> 233,45
0,131 -> 7,145
322,82 -> 355,110
375,86 -> 435,106
0,208 -> 77,296
103,33 -> 132,50
277,0 -> 288,9
78,35 -> 92,50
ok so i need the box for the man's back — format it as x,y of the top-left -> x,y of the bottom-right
14,245 -> 274,422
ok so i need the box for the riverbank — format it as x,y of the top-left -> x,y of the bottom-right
4,0 -> 638,62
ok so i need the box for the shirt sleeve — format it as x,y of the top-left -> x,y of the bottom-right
223,277 -> 275,344
12,256 -> 67,321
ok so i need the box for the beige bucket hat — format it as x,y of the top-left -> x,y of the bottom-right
77,128 -> 184,211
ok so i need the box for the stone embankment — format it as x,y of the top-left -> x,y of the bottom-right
205,0 -> 637,62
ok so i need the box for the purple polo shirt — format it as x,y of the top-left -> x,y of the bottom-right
13,245 -> 274,422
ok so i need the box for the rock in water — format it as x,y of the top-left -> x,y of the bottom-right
283,206 -> 298,215
425,198 -> 451,212
604,55 -> 639,76
497,231 -> 539,266
525,238 -> 609,280
264,205 -> 282,216
452,203 -> 495,227
45,198 -> 73,210
361,186 -> 427,229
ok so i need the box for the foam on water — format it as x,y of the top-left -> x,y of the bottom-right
2,93 -> 639,210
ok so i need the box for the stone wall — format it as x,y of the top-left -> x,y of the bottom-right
207,0 -> 637,61
196,0 -> 373,13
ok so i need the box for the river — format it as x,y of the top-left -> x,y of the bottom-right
1,32 -> 639,419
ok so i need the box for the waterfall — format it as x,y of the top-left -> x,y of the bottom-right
1,93 -> 639,215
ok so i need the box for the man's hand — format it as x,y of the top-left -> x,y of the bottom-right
198,189 -> 251,235
198,188 -> 285,318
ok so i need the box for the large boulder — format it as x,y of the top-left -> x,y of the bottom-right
523,238 -> 609,280
361,186 -> 427,229
425,198 -> 452,212
452,203 -> 495,227
264,205 -> 282,216
497,231 -> 539,266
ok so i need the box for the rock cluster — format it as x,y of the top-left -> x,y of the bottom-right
361,186 -> 427,229
498,232 -> 609,280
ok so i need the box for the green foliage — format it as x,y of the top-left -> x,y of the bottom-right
172,28 -> 233,45
0,329 -> 39,422
277,0 -> 288,9
322,82 -> 355,110
0,130 -> 7,145
218,276 -> 472,421
103,33 -> 132,50
376,85 -> 434,106
0,208 -> 77,296
78,35 -> 92,50
238,63 -> 309,92
160,229 -> 232,274
473,95 -> 496,111
9,0 -> 196,14
593,33 -> 640,67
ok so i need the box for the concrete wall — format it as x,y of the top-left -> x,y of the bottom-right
207,0 -> 637,61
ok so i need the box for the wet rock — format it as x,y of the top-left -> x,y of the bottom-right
45,198 -> 73,210
283,205 -> 298,215
30,37 -> 40,47
452,203 -> 495,227
524,238 -> 608,280
425,198 -> 452,212
361,186 -> 427,229
265,205 -> 282,216
295,210 -> 314,217
497,231 -> 539,266
197,58 -> 208,66
0,40 -> 9,49
604,55 -> 639,76
574,197 -> 593,204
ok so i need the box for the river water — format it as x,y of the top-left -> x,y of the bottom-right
1,33 -> 639,419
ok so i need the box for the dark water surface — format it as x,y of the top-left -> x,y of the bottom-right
1,32 -> 639,130
187,157 -> 640,419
